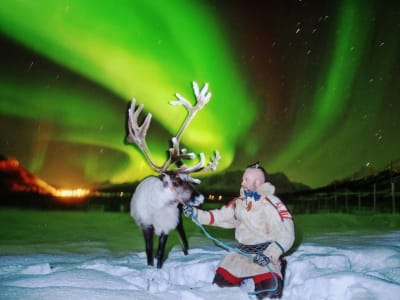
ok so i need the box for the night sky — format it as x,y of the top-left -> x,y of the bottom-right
0,0 -> 399,189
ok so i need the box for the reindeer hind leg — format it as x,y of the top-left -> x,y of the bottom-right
155,232 -> 169,269
142,225 -> 154,266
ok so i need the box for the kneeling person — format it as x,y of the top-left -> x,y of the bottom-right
184,163 -> 295,299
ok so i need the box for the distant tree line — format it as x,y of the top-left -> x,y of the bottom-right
1,167 -> 398,215
281,169 -> 400,214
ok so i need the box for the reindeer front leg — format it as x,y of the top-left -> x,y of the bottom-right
177,206 -> 189,255
156,232 -> 169,269
142,226 -> 155,266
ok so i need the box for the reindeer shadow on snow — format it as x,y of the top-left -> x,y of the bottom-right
126,82 -> 220,268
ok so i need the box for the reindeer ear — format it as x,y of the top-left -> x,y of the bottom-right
159,173 -> 171,188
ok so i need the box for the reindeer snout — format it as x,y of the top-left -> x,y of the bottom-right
187,191 -> 204,207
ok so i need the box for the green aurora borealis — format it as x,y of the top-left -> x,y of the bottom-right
0,0 -> 399,189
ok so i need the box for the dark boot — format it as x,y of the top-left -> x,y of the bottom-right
254,258 -> 287,299
254,275 -> 282,299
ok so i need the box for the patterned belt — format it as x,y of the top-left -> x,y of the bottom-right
237,242 -> 271,254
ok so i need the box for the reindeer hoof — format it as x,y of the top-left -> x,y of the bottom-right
147,259 -> 154,267
156,260 -> 163,269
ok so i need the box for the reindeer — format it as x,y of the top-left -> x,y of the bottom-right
126,82 -> 220,268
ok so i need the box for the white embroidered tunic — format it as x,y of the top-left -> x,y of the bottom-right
196,182 -> 295,278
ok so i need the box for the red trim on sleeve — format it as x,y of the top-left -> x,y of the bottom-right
208,211 -> 215,225
264,197 -> 293,221
225,197 -> 238,208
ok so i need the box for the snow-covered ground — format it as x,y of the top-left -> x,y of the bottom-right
1,231 -> 399,300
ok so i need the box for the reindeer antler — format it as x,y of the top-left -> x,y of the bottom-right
127,99 -> 164,172
126,82 -> 220,176
170,82 -> 212,142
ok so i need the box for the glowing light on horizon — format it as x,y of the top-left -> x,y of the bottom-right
55,188 -> 91,198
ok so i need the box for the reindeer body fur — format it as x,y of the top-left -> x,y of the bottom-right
131,175 -> 180,235
130,174 -> 204,268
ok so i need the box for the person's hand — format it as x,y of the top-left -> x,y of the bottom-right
253,253 -> 270,266
264,242 -> 284,264
183,205 -> 197,218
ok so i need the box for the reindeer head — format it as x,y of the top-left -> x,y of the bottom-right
156,172 -> 204,207
126,82 -> 221,204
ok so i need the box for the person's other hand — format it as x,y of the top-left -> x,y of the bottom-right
253,253 -> 270,266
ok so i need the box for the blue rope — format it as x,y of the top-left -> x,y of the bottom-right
191,215 -> 279,296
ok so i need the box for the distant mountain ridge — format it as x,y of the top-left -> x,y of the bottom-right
0,155 -> 57,195
347,160 -> 400,182
96,169 -> 311,195
1,154 -> 399,196
194,170 -> 310,195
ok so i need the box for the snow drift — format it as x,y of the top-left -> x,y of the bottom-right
0,231 -> 399,300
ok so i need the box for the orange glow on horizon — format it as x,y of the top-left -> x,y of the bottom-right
55,188 -> 91,198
